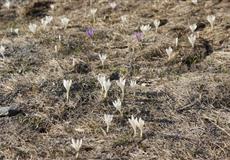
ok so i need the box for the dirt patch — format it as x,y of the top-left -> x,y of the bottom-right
25,1 -> 54,18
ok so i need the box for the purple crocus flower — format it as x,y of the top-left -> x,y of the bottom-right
86,28 -> 94,38
133,32 -> 144,42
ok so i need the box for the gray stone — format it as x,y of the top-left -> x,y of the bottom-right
0,106 -> 23,117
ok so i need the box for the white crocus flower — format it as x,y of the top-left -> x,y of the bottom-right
71,139 -> 82,152
90,8 -> 97,16
166,47 -> 173,60
116,77 -> 126,101
128,115 -> 145,138
154,19 -> 160,33
103,114 -> 113,133
140,24 -> 151,34
188,34 -> 196,48
191,0 -> 198,5
60,17 -> 70,29
128,115 -> 138,137
98,53 -> 107,67
121,15 -> 128,24
207,15 -> 215,30
103,79 -> 111,98
0,45 -> 6,59
3,0 -> 11,9
130,80 -> 137,96
50,4 -> 55,10
112,98 -> 122,114
109,2 -> 117,9
136,118 -> 145,138
97,75 -> 111,98
46,16 -> 53,23
28,23 -> 37,34
14,28 -> 19,35
41,16 -> 53,29
130,80 -> 137,88
97,74 -> 106,92
71,139 -> 82,158
58,35 -> 62,41
90,8 -> 97,23
54,45 -> 58,53
189,23 -> 197,33
63,79 -> 72,101
175,37 -> 178,47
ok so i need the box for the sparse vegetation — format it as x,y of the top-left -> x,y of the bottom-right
0,0 -> 229,159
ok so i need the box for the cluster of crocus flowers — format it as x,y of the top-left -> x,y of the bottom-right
97,74 -> 111,98
128,115 -> 145,138
187,21 -> 199,48
6,0 -> 223,156
41,16 -> 53,30
26,15 -> 78,35
102,113 -> 145,138
28,15 -> 70,34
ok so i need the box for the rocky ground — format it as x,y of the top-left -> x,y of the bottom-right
0,0 -> 229,159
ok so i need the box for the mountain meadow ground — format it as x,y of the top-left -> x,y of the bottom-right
0,0 -> 229,159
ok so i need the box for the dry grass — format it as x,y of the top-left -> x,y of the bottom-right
0,0 -> 230,159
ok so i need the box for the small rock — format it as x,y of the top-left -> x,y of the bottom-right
109,72 -> 120,81
76,62 -> 91,74
0,106 -> 24,117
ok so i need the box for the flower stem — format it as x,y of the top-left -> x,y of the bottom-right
133,129 -> 136,137
121,90 -> 125,102
140,129 -> 143,138
66,91 -> 69,102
